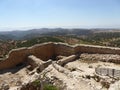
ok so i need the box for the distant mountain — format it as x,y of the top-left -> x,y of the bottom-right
0,28 -> 120,40
0,28 -> 62,39
0,34 -> 16,40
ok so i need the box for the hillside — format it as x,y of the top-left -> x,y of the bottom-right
0,28 -> 120,40
0,28 -> 120,57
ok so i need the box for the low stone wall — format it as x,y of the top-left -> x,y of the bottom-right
80,53 -> 120,63
27,55 -> 45,69
75,44 -> 120,54
0,42 -> 120,70
27,55 -> 52,72
95,68 -> 120,79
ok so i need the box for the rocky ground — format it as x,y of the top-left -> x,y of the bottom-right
0,53 -> 120,90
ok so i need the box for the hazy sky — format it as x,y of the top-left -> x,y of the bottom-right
0,0 -> 120,31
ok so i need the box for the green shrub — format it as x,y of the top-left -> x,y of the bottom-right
16,36 -> 64,48
32,80 -> 41,86
43,84 -> 58,90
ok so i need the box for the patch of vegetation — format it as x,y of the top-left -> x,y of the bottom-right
32,80 -> 41,86
16,36 -> 64,48
1,32 -> 120,57
109,39 -> 120,47
43,84 -> 58,90
23,80 -> 57,90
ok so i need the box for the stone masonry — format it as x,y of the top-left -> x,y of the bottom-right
0,42 -> 120,70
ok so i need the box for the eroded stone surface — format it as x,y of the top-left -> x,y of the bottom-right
0,43 -> 120,90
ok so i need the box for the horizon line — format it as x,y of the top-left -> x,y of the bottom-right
0,26 -> 120,31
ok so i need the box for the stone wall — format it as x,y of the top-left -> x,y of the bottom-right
0,42 -> 120,70
95,68 -> 120,79
80,53 -> 120,63
75,44 -> 120,54
0,43 -> 54,70
28,43 -> 55,60
55,43 -> 75,56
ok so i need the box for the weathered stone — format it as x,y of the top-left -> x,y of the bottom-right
56,55 -> 66,60
1,42 -> 120,70
52,62 -> 70,75
95,67 -> 120,79
27,55 -> 45,69
57,55 -> 78,66
0,83 -> 9,90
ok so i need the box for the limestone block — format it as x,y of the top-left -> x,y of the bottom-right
27,55 -> 45,69
57,55 -> 78,66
